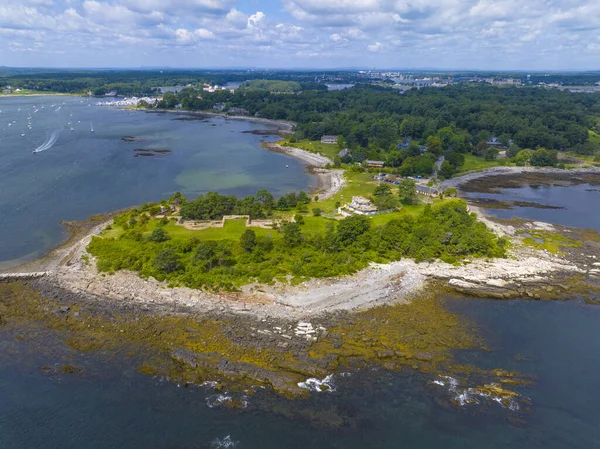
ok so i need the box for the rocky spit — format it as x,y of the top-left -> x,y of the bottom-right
8,214 -> 591,323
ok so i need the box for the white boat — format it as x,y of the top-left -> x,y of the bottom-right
70,125 -> 74,132
90,122 -> 94,132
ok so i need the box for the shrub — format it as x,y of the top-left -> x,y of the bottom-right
147,227 -> 169,242
153,248 -> 181,273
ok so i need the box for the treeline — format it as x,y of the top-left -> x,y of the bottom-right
1,69 -> 340,96
179,190 -> 312,220
157,84 -> 600,160
1,70 -> 208,95
238,80 -> 327,93
88,200 -> 506,291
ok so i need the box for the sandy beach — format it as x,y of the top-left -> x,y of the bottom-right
262,141 -> 345,200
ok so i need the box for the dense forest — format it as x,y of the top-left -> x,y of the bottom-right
157,83 -> 600,174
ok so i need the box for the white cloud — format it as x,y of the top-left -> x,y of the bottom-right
247,11 -> 266,29
367,41 -> 382,52
1,0 -> 600,69
194,28 -> 215,39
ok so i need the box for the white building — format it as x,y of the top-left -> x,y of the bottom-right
339,196 -> 378,216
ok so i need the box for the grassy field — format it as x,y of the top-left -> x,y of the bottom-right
456,153 -> 510,173
282,139 -> 341,160
589,129 -> 600,144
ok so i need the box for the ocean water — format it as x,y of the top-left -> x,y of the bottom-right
1,296 -> 599,448
1,101 -> 600,447
0,96 -> 314,268
464,183 -> 600,231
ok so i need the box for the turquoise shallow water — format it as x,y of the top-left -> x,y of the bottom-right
0,96 -> 314,268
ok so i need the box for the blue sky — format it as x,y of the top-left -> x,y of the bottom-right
1,0 -> 599,70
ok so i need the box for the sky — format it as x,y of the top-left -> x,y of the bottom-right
0,0 -> 599,70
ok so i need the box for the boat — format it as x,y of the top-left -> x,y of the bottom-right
70,125 -> 74,132
90,122 -> 94,132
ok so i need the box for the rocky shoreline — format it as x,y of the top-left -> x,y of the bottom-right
3,167 -> 599,405
442,165 -> 600,191
5,208 -> 595,322
4,167 -> 599,318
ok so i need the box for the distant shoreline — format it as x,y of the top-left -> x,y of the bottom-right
145,108 -> 295,133
0,92 -> 76,97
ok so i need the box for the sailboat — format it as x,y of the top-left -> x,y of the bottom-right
90,122 -> 94,132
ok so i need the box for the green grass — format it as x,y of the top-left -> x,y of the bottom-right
589,129 -> 600,144
159,219 -> 277,241
282,139 -> 341,160
456,154 -> 509,173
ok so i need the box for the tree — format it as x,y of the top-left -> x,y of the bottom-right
515,149 -> 532,166
282,222 -> 303,247
371,183 -> 398,210
294,214 -> 305,225
297,191 -> 311,204
336,215 -> 370,247
153,248 -> 181,273
398,179 -> 417,205
240,229 -> 256,252
277,196 -> 290,210
147,227 -> 169,242
312,208 -> 322,216
426,136 -> 443,156
530,148 -> 558,167
256,189 -> 276,212
445,151 -> 465,169
485,148 -> 499,160
473,140 -> 489,157
438,160 -> 455,179
507,143 -> 520,158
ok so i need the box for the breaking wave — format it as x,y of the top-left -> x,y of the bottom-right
210,435 -> 239,448
430,376 -> 522,411
298,374 -> 336,392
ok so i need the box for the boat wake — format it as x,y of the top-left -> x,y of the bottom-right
32,129 -> 61,154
